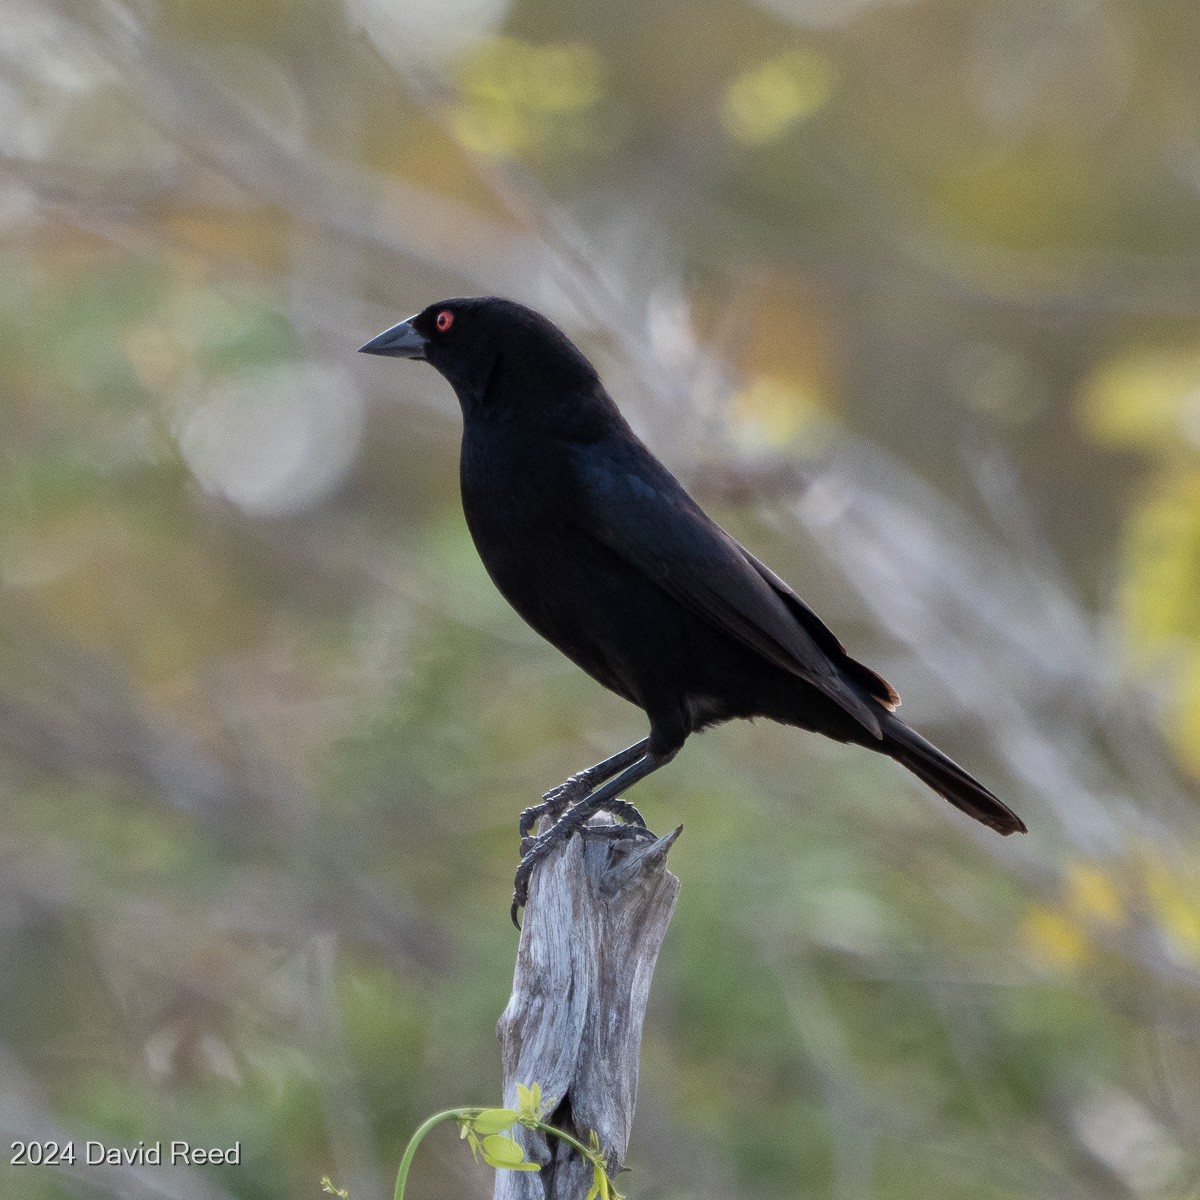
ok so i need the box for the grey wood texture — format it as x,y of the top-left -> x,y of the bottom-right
494,818 -> 681,1200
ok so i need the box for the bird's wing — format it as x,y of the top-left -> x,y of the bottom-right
570,443 -> 887,738
741,552 -> 900,711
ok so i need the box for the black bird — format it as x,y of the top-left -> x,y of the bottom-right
360,297 -> 1026,922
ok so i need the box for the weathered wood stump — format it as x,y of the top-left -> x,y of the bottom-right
494,816 -> 681,1200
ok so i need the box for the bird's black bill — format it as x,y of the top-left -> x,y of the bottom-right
358,318 -> 427,359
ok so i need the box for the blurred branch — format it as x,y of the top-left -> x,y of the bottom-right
45,0 -> 537,286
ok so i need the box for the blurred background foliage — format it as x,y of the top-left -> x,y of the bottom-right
1,0 -> 1200,1197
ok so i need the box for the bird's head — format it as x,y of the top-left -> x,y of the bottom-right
358,296 -> 603,417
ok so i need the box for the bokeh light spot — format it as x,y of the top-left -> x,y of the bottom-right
721,49 -> 835,145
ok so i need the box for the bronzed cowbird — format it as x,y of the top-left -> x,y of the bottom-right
360,297 -> 1026,923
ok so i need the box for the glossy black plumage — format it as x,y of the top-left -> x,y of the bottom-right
360,297 -> 1026,915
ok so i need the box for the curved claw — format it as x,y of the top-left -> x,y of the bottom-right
510,823 -> 558,928
604,798 -> 647,828
511,847 -> 539,928
517,804 -> 547,839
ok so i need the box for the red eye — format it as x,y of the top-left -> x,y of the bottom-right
436,310 -> 454,332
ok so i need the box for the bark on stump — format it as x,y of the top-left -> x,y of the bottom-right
494,816 -> 681,1200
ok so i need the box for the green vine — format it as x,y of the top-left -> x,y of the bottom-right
326,1083 -> 623,1200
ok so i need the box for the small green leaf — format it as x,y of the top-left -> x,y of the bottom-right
473,1108 -> 519,1135
480,1135 -> 524,1165
480,1134 -> 540,1171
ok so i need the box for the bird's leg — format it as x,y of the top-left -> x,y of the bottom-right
517,738 -> 650,838
511,746 -> 676,927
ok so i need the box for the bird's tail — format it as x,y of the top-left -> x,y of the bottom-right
882,715 -> 1026,835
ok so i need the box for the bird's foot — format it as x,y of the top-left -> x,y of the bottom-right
511,803 -> 656,928
517,793 -> 646,856
516,796 -> 567,840
517,772 -> 591,837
